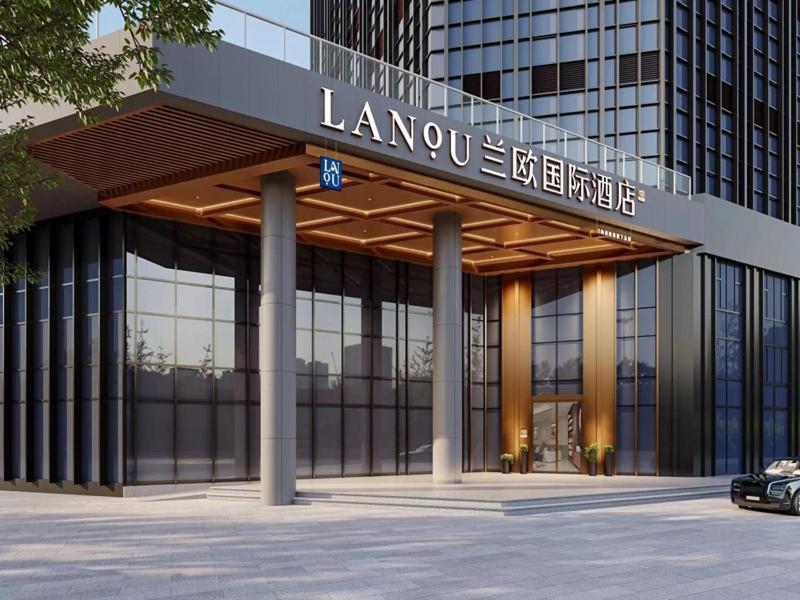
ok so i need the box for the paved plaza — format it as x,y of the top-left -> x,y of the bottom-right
0,490 -> 799,600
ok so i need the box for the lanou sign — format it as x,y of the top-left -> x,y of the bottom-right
320,87 -> 647,218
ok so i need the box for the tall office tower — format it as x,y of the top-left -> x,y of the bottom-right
313,0 -> 799,223
312,0 -> 431,75
305,0 -> 800,479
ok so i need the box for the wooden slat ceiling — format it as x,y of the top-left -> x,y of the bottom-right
29,105 -> 684,274
29,105 -> 302,199
106,143 -> 685,276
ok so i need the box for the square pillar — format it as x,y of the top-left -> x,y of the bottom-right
259,172 -> 296,505
432,211 -> 463,484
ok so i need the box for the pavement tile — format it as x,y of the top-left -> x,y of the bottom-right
0,492 -> 796,600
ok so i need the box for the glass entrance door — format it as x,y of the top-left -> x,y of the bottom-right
532,400 -> 582,473
532,403 -> 556,471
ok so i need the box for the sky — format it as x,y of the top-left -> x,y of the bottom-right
94,1 -> 311,37
221,1 -> 310,32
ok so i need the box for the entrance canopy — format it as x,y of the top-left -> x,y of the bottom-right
112,146 -> 686,275
30,106 -> 688,275
23,22 -> 701,275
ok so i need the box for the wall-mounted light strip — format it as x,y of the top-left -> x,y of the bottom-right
547,243 -> 616,257
196,196 -> 259,217
398,180 -> 462,201
144,198 -> 196,212
595,227 -> 633,245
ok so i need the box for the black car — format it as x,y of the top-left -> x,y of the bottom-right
731,457 -> 800,515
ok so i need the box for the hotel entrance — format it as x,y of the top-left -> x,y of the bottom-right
531,400 -> 582,473
528,268 -> 584,473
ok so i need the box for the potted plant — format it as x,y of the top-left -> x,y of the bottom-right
519,444 -> 529,474
501,453 -> 514,474
603,444 -> 615,476
585,443 -> 599,476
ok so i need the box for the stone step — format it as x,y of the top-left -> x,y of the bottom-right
294,487 -> 730,515
206,486 -> 264,501
205,484 -> 730,515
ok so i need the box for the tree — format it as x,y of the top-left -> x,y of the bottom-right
409,337 -> 433,380
0,1 -> 221,283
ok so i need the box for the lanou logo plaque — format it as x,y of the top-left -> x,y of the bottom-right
319,156 -> 343,191
320,87 -> 648,218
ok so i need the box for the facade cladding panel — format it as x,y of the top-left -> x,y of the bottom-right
0,212 -> 502,490
1,211 -> 125,492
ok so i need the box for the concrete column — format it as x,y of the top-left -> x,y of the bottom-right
259,172 -> 296,505
432,211 -> 463,484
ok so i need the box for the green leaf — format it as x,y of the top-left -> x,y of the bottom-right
0,0 -> 221,284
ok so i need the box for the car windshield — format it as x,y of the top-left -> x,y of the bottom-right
764,460 -> 800,475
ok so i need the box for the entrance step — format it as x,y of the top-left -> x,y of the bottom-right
206,483 -> 730,515
206,485 -> 265,501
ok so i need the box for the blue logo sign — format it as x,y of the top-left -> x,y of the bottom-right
320,156 -> 342,191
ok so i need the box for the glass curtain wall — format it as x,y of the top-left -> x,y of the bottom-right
714,260 -> 744,474
616,259 -> 657,475
3,212 -> 501,486
531,268 -> 583,396
762,272 -> 790,465
463,275 -> 502,472
296,246 -> 435,478
298,248 -> 503,477
530,268 -> 583,474
125,217 -> 256,484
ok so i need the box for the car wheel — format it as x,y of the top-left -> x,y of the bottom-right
790,492 -> 800,516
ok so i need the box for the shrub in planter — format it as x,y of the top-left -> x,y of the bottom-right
603,444 -> 615,476
519,444 -> 529,474
501,453 -> 514,474
584,442 -> 599,476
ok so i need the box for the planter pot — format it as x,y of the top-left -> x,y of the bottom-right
588,461 -> 597,476
502,459 -> 511,474
520,450 -> 528,474
604,454 -> 614,476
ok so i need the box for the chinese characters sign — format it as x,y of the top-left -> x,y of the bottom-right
479,135 -> 646,218
320,87 -> 648,218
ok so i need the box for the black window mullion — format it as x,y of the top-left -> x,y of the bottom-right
367,256 -> 373,476
484,276 -> 489,473
394,260 -> 400,476
171,225 -> 177,485
69,217 -> 79,485
244,265 -> 250,482
404,263 -> 409,475
21,232 -> 31,482
46,224 -> 56,483
339,252 -> 344,479
465,274 -> 471,472
0,275 -> 9,483
310,248 -> 316,478
94,217 -> 107,486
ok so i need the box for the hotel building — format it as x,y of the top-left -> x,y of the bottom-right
1,1 -> 798,500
